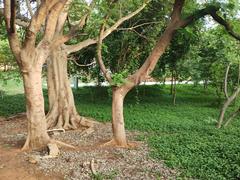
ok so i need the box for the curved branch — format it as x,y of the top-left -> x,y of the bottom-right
66,2 -> 148,54
73,59 -> 96,67
210,12 -> 240,41
224,63 -> 231,99
3,0 -> 21,62
97,24 -> 112,83
179,5 -> 240,42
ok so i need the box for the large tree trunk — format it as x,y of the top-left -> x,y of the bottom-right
22,69 -> 50,150
46,47 -> 81,130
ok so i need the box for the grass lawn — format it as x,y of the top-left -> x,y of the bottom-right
1,81 -> 240,179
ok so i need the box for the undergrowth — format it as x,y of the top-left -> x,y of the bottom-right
1,82 -> 240,179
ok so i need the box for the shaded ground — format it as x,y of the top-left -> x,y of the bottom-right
0,114 -> 177,180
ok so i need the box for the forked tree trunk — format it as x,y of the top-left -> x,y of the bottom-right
22,69 -> 50,150
46,47 -> 81,130
224,107 -> 240,127
217,87 -> 240,128
111,87 -> 128,146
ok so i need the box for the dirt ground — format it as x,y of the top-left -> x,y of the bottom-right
0,114 -> 62,180
0,114 -> 178,180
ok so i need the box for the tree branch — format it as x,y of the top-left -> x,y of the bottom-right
66,2 -> 148,54
210,12 -> 240,41
171,0 -> 185,21
41,0 -> 67,43
73,59 -> 96,67
224,63 -> 231,99
131,0 -> 182,84
179,5 -> 219,27
117,21 -> 160,31
179,5 -> 240,41
96,24 -> 112,83
3,0 -> 21,62
51,0 -> 94,47
23,0 -> 59,49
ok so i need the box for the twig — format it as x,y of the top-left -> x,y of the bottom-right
73,60 -> 96,67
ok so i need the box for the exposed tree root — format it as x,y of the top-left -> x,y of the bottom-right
21,134 -> 51,151
47,113 -> 99,133
47,128 -> 65,133
53,140 -> 76,149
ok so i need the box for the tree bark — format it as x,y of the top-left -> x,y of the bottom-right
224,63 -> 231,99
46,47 -> 81,130
223,107 -> 240,127
172,70 -> 177,106
170,69 -> 174,95
217,87 -> 240,128
22,69 -> 50,150
111,87 -> 128,146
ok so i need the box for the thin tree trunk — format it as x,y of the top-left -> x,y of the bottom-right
111,87 -> 128,146
46,47 -> 81,130
224,64 -> 231,99
237,63 -> 240,86
22,70 -> 50,150
204,79 -> 208,90
172,70 -> 177,106
170,69 -> 174,95
217,87 -> 240,128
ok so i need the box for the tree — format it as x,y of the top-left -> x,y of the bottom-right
45,0 -> 148,130
96,0 -> 240,147
2,0 -> 71,150
1,0 -> 148,150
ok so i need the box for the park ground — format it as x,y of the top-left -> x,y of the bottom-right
0,81 -> 240,179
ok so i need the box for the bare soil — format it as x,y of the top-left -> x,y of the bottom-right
0,114 -> 178,180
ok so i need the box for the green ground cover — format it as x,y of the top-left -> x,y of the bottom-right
1,81 -> 240,179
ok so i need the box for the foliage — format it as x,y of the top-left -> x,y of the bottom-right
0,40 -> 20,83
111,70 -> 128,87
76,85 -> 240,180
